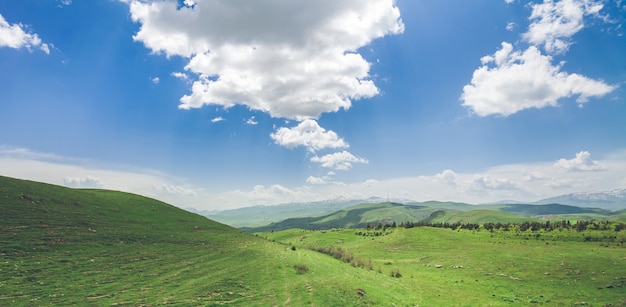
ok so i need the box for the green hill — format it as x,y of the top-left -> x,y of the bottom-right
500,203 -> 612,216
243,202 -> 442,232
425,209 -> 536,224
0,176 -> 418,305
244,202 -> 546,232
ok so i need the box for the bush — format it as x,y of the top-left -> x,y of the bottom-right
293,263 -> 309,274
390,268 -> 402,278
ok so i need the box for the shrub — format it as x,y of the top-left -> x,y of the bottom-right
293,263 -> 309,274
390,268 -> 402,278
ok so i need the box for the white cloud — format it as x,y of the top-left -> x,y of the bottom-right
471,175 -> 518,190
127,0 -> 403,120
152,183 -> 197,196
311,151 -> 368,171
462,42 -> 615,116
63,176 -> 104,188
462,0 -> 616,117
171,71 -> 189,80
270,119 -> 348,152
1,146 -> 626,210
306,176 -> 327,185
245,116 -> 258,125
210,116 -> 225,123
151,77 -> 160,84
436,169 -> 457,186
504,0 -> 515,4
506,22 -> 516,31
524,0 -> 604,54
554,150 -> 607,172
57,0 -> 72,7
0,14 -> 50,54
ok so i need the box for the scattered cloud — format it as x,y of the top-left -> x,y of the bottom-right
63,176 -> 104,188
210,116 -> 225,123
524,0 -> 604,54
127,0 -> 403,120
171,71 -> 189,80
56,0 -> 72,7
311,151 -> 368,171
1,146 -> 625,210
0,14 -> 50,54
151,77 -> 160,84
152,183 -> 197,196
506,22 -> 516,31
245,116 -> 258,125
462,0 -> 616,117
554,150 -> 607,172
462,42 -> 615,116
270,119 -> 348,152
306,176 -> 327,185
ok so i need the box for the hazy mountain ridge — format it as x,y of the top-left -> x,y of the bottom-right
204,189 -> 626,228
534,188 -> 626,210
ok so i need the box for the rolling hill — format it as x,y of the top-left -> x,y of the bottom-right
242,201 -> 622,232
0,175 -> 418,305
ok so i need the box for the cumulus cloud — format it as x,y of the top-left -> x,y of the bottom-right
554,150 -> 607,172
63,176 -> 104,188
524,0 -> 604,54
471,175 -> 518,190
127,0 -> 403,120
462,0 -> 615,117
462,42 -> 615,116
210,116 -> 225,123
270,119 -> 348,152
0,14 -> 50,54
436,169 -> 458,186
151,77 -> 160,84
311,151 -> 368,171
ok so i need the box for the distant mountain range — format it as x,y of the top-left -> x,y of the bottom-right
533,188 -> 626,211
203,189 -> 626,228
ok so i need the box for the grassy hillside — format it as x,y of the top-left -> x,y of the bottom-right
262,227 -> 626,306
244,202 -> 545,232
0,176 -> 421,306
243,202 -> 442,232
426,209 -> 537,224
501,203 -> 612,216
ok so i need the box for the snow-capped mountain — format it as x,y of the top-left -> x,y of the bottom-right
535,188 -> 626,211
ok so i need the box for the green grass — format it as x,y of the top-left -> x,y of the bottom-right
0,176 -> 419,306
3,175 -> 625,306
427,209 -> 538,224
261,227 -> 626,306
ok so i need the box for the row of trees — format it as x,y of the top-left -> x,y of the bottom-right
363,220 -> 626,232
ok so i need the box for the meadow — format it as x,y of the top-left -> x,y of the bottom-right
2,175 -> 625,306
261,226 -> 626,306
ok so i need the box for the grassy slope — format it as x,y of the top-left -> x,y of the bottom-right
428,209 -> 538,224
0,176 -> 419,306
263,227 -> 626,306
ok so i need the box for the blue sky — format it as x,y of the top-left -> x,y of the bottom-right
1,0 -> 625,210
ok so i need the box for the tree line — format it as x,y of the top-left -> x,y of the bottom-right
364,220 -> 626,232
